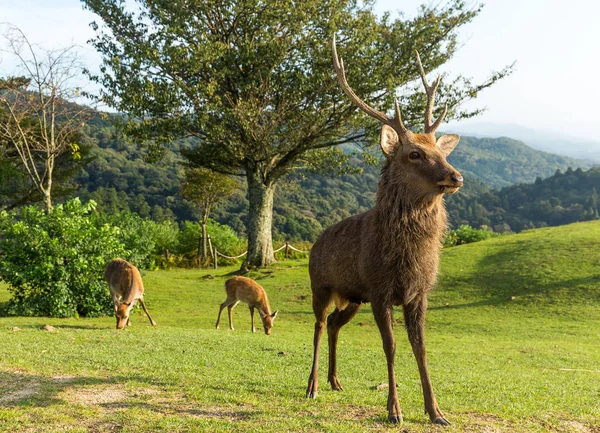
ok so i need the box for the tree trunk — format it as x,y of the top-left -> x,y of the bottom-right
242,169 -> 276,271
43,186 -> 52,212
43,156 -> 54,211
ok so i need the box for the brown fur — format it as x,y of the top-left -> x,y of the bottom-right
103,258 -> 157,329
216,276 -> 278,335
306,123 -> 462,425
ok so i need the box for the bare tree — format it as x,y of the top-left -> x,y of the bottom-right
0,25 -> 88,211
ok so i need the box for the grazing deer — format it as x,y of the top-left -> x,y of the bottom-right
104,258 -> 157,330
216,276 -> 278,335
305,37 -> 464,426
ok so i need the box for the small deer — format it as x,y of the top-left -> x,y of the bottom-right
104,258 -> 157,329
216,276 -> 278,335
305,37 -> 464,425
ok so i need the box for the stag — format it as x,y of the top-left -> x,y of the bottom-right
305,37 -> 463,425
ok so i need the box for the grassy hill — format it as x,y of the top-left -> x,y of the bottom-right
1,221 -> 599,432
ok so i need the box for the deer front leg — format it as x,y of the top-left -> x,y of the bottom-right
138,298 -> 157,326
327,303 -> 361,390
227,302 -> 238,331
404,300 -> 450,425
250,306 -> 256,333
306,319 -> 325,398
306,292 -> 330,399
372,301 -> 402,424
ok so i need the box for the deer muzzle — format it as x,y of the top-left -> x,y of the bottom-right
437,172 -> 463,194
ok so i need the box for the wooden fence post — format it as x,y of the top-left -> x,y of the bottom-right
213,247 -> 218,270
207,235 -> 214,267
285,241 -> 289,260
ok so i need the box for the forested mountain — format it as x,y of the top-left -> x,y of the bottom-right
447,167 -> 600,232
446,135 -> 592,188
69,114 -> 597,241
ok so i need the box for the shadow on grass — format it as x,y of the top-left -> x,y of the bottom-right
0,370 -> 171,408
0,369 -> 264,425
434,240 -> 600,310
101,400 -> 258,420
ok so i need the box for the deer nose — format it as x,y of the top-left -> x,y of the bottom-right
450,173 -> 463,186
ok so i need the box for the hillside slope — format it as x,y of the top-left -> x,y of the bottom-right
1,221 -> 599,432
436,219 -> 600,308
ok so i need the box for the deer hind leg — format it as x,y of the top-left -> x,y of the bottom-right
327,302 -> 361,391
306,288 -> 333,399
372,301 -> 402,424
404,300 -> 449,425
138,297 -> 157,326
216,297 -> 236,330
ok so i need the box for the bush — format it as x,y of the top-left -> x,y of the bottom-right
98,212 -> 179,269
444,225 -> 500,247
176,219 -> 245,257
0,199 -> 127,317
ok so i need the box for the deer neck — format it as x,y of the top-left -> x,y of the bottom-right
374,169 -> 448,296
255,297 -> 272,316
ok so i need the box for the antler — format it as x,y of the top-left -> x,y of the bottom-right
332,35 -> 410,136
415,51 -> 447,134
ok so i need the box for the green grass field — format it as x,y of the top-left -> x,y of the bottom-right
1,221 -> 600,432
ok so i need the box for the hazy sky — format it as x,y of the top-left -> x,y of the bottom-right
1,0 -> 598,141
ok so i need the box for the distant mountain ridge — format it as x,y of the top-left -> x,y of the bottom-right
447,135 -> 594,189
446,122 -> 600,162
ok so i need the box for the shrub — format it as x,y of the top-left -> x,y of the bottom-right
444,224 -> 500,247
176,219 -> 245,257
0,199 -> 127,317
98,212 -> 179,269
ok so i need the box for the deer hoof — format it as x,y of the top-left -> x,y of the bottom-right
388,414 -> 403,424
306,391 -> 318,399
328,376 -> 343,391
433,416 -> 451,426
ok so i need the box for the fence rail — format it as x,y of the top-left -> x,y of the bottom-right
210,239 -> 309,269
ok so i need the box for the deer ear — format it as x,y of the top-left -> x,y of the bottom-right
271,311 -> 278,319
436,134 -> 460,157
380,125 -> 400,156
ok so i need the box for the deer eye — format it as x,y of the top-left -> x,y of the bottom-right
409,151 -> 421,160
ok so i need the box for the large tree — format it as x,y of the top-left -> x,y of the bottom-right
83,0 -> 511,270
